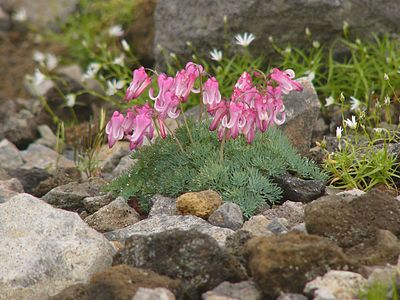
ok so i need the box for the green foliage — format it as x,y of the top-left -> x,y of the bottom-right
359,279 -> 399,300
106,121 -> 327,217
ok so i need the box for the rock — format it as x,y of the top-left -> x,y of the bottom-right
111,155 -> 137,177
21,143 -> 75,172
262,200 -> 305,228
291,222 -> 308,234
97,142 -> 131,174
202,280 -> 263,300
83,193 -> 114,214
266,218 -> 289,234
154,0 -> 400,69
148,195 -> 177,218
84,197 -> 140,232
32,167 -> 81,197
245,232 -> 352,298
133,287 -> 176,300
336,188 -> 366,201
0,178 -> 24,203
34,124 -> 57,148
113,229 -> 247,299
50,265 -> 180,300
1,0 -> 79,29
0,6 -> 10,31
105,215 -> 234,247
177,190 -> 222,219
305,190 -> 400,249
8,167 -> 51,194
224,230 -> 254,274
346,229 -> 400,266
56,64 -> 83,80
276,294 -> 308,300
42,177 -> 106,211
303,270 -> 367,300
0,194 -> 114,299
274,172 -> 326,203
0,99 -> 41,148
208,202 -> 244,230
242,215 -> 272,237
0,167 -> 10,180
0,139 -> 23,169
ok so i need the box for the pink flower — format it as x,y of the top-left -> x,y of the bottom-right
154,90 -> 180,119
105,111 -> 125,148
125,67 -> 152,101
122,108 -> 135,135
242,109 -> 257,144
203,77 -> 221,107
128,104 -> 155,150
270,68 -> 303,94
221,102 -> 246,139
172,62 -> 204,102
209,101 -> 229,131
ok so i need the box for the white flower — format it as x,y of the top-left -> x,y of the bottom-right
45,53 -> 58,70
373,128 -> 386,134
33,50 -> 45,64
83,63 -> 101,80
169,52 -> 177,59
210,49 -> 223,62
305,27 -> 311,37
384,96 -> 391,105
312,41 -> 320,49
350,96 -> 361,111
325,96 -> 335,107
65,94 -> 76,107
384,73 -> 389,81
113,55 -> 125,66
106,79 -> 125,96
336,126 -> 343,139
344,115 -> 357,129
31,68 -> 46,86
12,8 -> 27,22
25,68 -> 47,96
108,25 -> 124,37
284,47 -> 292,54
121,39 -> 130,52
235,32 -> 255,47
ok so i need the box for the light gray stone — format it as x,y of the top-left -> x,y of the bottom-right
242,215 -> 272,237
0,139 -> 23,170
132,287 -> 176,300
84,197 -> 140,232
304,270 -> 367,300
34,124 -> 57,149
276,294 -> 308,300
291,222 -> 308,234
336,188 -> 366,201
97,142 -> 131,174
202,280 -> 263,300
148,195 -> 177,218
0,193 -> 114,300
42,177 -> 106,211
0,178 -> 24,203
21,143 -> 75,172
105,215 -> 235,247
208,202 -> 244,230
111,155 -> 137,177
83,193 -> 114,213
262,200 -> 305,228
266,218 -> 289,234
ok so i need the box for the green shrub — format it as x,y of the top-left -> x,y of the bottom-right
106,121 -> 327,217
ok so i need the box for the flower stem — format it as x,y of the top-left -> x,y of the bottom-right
164,121 -> 185,154
199,73 -> 203,122
219,130 -> 226,162
179,102 -> 194,143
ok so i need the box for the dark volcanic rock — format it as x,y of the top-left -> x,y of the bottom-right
305,190 -> 400,249
244,232 -> 352,298
50,265 -> 180,300
7,167 -> 50,194
113,229 -> 247,299
274,172 -> 326,203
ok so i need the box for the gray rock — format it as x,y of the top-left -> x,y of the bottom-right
154,0 -> 400,69
0,6 -> 10,31
336,188 -> 366,201
42,177 -> 106,211
113,229 -> 247,299
104,215 -> 235,247
148,195 -> 177,218
262,200 -> 305,228
133,287 -> 176,300
97,142 -> 131,174
21,143 -> 75,172
202,280 -> 262,300
1,0 -> 79,29
208,202 -> 244,230
83,193 -> 114,213
291,222 -> 308,234
266,218 -> 289,234
274,172 -> 326,203
242,215 -> 272,237
34,124 -> 57,149
276,294 -> 308,300
0,178 -> 24,203
84,197 -> 140,232
0,139 -> 23,170
7,167 -> 51,194
0,167 -> 10,180
111,155 -> 137,177
0,193 -> 114,300
303,270 -> 367,300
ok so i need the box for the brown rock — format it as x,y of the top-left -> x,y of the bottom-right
245,232 -> 352,298
50,265 -> 180,300
176,190 -> 222,219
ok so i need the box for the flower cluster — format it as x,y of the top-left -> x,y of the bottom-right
106,62 -> 303,150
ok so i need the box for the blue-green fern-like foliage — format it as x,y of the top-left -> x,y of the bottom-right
106,121 -> 327,217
